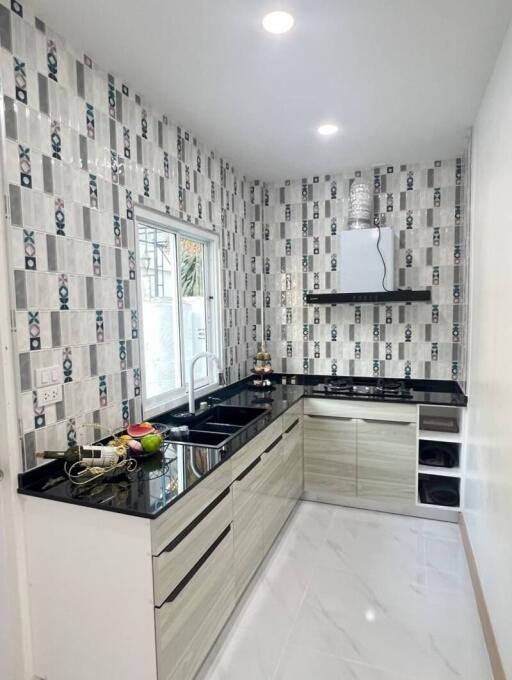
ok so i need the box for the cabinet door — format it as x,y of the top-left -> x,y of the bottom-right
304,415 -> 357,497
232,457 -> 264,599
258,438 -> 286,554
357,419 -> 416,503
282,417 -> 304,502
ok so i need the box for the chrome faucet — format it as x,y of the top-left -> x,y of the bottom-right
188,351 -> 222,414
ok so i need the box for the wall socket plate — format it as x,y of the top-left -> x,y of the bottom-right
34,365 -> 62,388
36,384 -> 62,407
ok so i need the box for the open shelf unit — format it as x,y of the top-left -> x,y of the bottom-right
416,404 -> 465,512
418,430 -> 462,444
418,464 -> 461,478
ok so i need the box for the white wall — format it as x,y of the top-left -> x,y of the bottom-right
465,18 -> 512,677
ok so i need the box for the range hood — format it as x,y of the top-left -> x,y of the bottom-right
305,290 -> 432,304
307,227 -> 431,304
306,179 -> 431,305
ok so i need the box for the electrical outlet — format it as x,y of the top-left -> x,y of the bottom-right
36,384 -> 62,407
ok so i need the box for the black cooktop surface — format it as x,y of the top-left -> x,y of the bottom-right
311,377 -> 413,400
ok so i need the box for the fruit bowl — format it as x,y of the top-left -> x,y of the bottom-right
123,423 -> 169,459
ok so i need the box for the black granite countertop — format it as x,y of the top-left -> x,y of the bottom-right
17,375 -> 466,519
17,381 -> 304,520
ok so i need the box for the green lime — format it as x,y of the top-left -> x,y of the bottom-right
141,433 -> 163,454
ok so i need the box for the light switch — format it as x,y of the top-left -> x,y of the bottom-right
34,365 -> 62,388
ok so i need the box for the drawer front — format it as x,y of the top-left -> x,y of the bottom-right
357,419 -> 416,503
263,493 -> 284,553
151,461 -> 232,556
304,415 -> 357,496
261,434 -> 297,552
232,454 -> 264,518
231,417 -> 282,482
280,452 -> 303,503
155,526 -> 235,680
153,489 -> 232,607
304,397 -> 417,423
253,435 -> 284,496
282,399 -> 304,431
283,418 -> 304,468
233,454 -> 266,598
233,505 -> 264,599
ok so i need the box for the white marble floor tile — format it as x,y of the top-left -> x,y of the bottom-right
197,624 -> 285,680
198,502 -> 491,680
274,644 -> 412,680
288,564 -> 490,679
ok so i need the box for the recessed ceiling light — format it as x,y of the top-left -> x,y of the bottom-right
262,11 -> 294,34
318,123 -> 339,136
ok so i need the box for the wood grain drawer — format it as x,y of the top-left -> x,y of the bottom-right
232,455 -> 264,520
282,418 -> 302,463
233,503 -> 264,599
282,399 -> 304,431
155,525 -> 235,680
304,397 -> 417,423
153,488 -> 232,607
231,417 -> 283,482
151,461 -> 232,556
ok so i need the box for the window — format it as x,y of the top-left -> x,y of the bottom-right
136,208 -> 222,417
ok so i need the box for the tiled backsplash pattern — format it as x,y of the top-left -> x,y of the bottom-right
0,1 -> 469,471
1,0 -> 261,468
262,160 -> 467,381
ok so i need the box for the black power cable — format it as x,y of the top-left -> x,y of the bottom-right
376,224 -> 390,292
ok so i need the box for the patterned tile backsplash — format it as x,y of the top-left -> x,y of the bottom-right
0,1 -> 468,471
261,160 -> 468,383
0,0 -> 262,468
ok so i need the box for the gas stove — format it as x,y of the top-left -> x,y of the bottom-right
311,377 -> 413,400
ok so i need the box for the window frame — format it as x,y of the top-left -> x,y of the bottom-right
135,205 -> 223,419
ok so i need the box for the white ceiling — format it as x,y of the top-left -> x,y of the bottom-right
33,0 -> 512,181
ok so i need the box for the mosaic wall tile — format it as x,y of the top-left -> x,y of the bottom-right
261,160 -> 468,383
14,56 -> 27,103
3,0 -> 260,469
3,0 -> 468,472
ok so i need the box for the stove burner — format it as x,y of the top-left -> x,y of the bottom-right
327,378 -> 353,392
380,380 -> 402,394
313,377 -> 413,400
353,384 -> 372,395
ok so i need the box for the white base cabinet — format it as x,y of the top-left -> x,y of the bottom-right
22,401 -> 304,680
